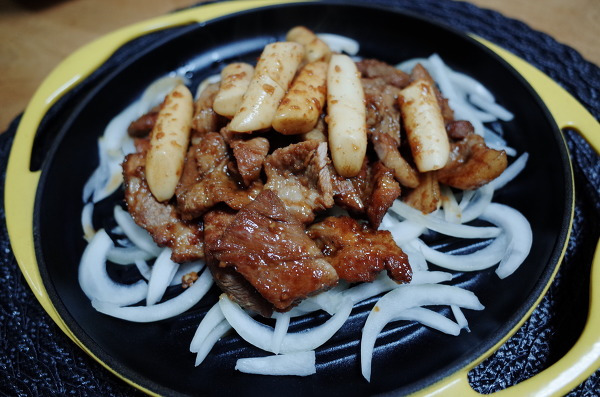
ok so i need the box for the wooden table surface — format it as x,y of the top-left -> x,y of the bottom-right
1,0 -> 598,132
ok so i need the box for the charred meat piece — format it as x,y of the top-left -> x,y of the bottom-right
329,160 -> 401,229
356,59 -> 411,89
437,133 -> 507,190
264,140 -> 334,224
207,190 -> 339,311
175,132 -> 262,220
410,63 -> 454,123
204,209 -> 273,317
192,82 -> 225,135
403,171 -> 441,214
362,77 -> 402,143
127,108 -> 158,138
308,216 -> 411,284
122,151 -> 204,262
446,120 -> 474,140
371,131 -> 419,188
367,162 -> 402,228
229,137 -> 270,186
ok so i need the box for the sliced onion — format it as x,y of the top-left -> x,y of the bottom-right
361,284 -> 484,381
317,33 -> 359,55
235,351 -> 316,376
449,71 -> 495,103
113,205 -> 162,256
440,185 -> 461,224
459,184 -> 495,223
480,203 -> 532,278
468,93 -> 513,121
451,305 -> 470,331
341,274 -> 398,305
81,202 -> 95,242
400,242 -> 428,271
389,200 -> 500,239
409,270 -> 453,285
92,269 -> 213,322
134,259 -> 152,280
219,295 -> 353,354
107,246 -> 155,265
380,215 -> 426,245
410,235 -> 508,272
194,320 -> 232,366
78,229 -> 147,306
395,58 -> 429,73
190,303 -> 226,353
488,152 -> 529,191
146,249 -> 179,306
271,312 -> 291,354
393,307 -> 460,336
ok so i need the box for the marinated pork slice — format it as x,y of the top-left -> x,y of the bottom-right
175,132 -> 262,220
367,162 -> 402,228
264,140 -> 334,224
362,77 -> 402,143
122,151 -> 204,263
371,131 -> 419,188
192,82 -> 225,135
437,133 -> 507,190
204,209 -> 273,317
208,190 -> 339,311
229,137 -> 270,186
356,59 -> 411,89
308,216 -> 412,284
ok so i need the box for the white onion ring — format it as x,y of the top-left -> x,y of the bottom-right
235,351 -> 316,376
410,235 -> 508,272
78,229 -> 147,306
479,203 -> 533,278
317,33 -> 359,55
459,184 -> 495,223
146,248 -> 179,306
361,284 -> 484,381
219,295 -> 353,354
380,215 -> 427,246
190,303 -> 226,353
488,152 -> 529,191
451,305 -> 470,331
107,246 -> 154,265
389,200 -> 501,239
170,260 -> 205,287
81,202 -> 95,242
409,270 -> 453,285
194,320 -> 232,366
92,269 -> 213,322
271,312 -> 291,354
393,307 -> 461,336
113,205 -> 162,256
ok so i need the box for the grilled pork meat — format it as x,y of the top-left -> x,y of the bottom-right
122,151 -> 204,262
308,216 -> 412,284
264,140 -> 334,224
175,132 -> 262,220
437,133 -> 507,190
206,190 -> 339,312
356,59 -> 411,89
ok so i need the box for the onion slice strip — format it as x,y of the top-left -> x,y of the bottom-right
479,203 -> 533,278
78,229 -> 148,306
92,269 -> 213,322
361,284 -> 484,381
107,246 -> 155,265
410,235 -> 508,272
219,295 -> 353,354
271,312 -> 292,354
235,351 -> 317,376
113,205 -> 162,256
195,320 -> 232,366
146,248 -> 179,306
488,152 -> 529,191
389,200 -> 501,239
393,307 -> 461,336
190,303 -> 226,353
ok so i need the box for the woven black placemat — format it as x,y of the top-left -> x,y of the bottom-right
1,0 -> 598,395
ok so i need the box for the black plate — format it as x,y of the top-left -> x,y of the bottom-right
33,2 -> 572,396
